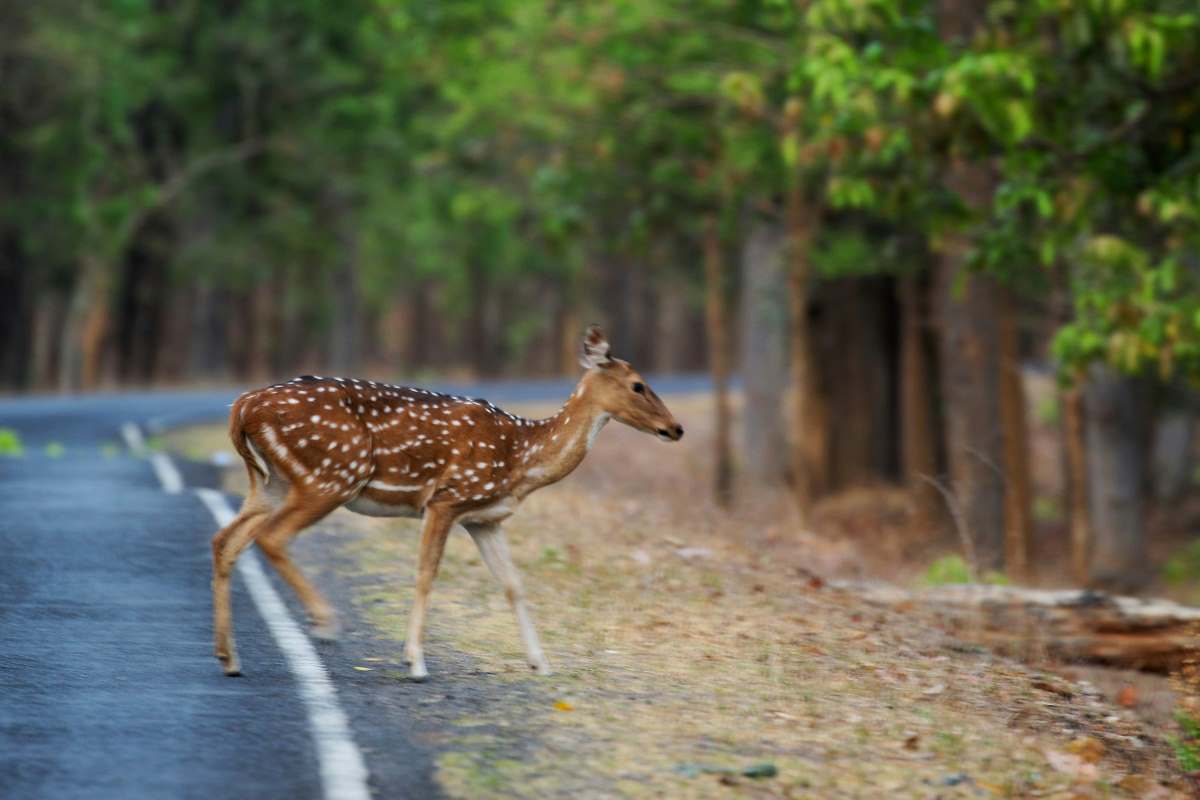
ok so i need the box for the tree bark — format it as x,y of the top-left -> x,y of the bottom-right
999,288 -> 1031,580
59,255 -> 113,391
936,261 -> 1005,571
816,279 -> 898,490
785,186 -> 825,514
935,0 -> 1003,573
1083,365 -> 1152,591
328,245 -> 362,375
30,290 -> 65,391
703,214 -> 734,507
898,274 -> 940,521
1062,386 -> 1091,584
739,209 -> 790,486
1152,383 -> 1195,506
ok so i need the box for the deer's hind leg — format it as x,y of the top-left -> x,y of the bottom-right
466,522 -> 551,675
211,487 -> 276,675
256,495 -> 341,640
212,487 -> 340,676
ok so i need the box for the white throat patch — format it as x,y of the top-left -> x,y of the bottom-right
586,413 -> 611,451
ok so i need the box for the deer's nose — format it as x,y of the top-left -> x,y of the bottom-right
674,425 -> 684,440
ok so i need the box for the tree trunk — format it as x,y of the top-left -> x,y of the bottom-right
739,210 -> 790,486
936,261 -> 1005,571
328,248 -> 362,374
703,214 -> 734,508
1084,365 -> 1152,591
1062,386 -> 1091,584
785,186 -> 824,514
999,288 -> 1031,580
898,274 -> 940,521
0,234 -> 31,389
936,0 -> 1003,573
816,279 -> 898,490
59,254 -> 113,391
186,282 -> 230,381
1152,384 -> 1195,507
31,289 -> 66,391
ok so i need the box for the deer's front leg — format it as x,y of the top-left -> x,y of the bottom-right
466,522 -> 552,675
405,506 -> 454,680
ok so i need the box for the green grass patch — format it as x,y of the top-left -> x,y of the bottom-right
922,555 -> 1008,587
0,428 -> 25,457
1172,710 -> 1200,773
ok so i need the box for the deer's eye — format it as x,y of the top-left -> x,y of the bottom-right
632,382 -> 645,394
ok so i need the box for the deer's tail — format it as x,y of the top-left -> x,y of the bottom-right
229,393 -> 269,490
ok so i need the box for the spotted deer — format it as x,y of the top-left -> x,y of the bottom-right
211,326 -> 683,679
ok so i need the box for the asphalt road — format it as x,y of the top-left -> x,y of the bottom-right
0,375 -> 709,799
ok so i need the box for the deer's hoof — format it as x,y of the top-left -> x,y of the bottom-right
531,659 -> 553,676
311,620 -> 340,641
409,658 -> 428,682
219,655 -> 242,677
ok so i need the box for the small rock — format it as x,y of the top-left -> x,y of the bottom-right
675,547 -> 713,560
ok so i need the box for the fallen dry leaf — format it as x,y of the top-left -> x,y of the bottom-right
554,701 -> 574,712
1116,685 -> 1137,708
1066,736 -> 1104,764
1043,748 -> 1100,782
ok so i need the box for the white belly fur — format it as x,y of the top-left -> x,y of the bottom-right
343,495 -> 423,518
459,497 -> 518,524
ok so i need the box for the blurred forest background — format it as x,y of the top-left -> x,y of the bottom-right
2,0 -> 1199,589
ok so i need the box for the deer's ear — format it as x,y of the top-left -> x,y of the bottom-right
579,324 -> 612,370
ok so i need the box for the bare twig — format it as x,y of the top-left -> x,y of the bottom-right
111,139 -> 270,257
917,473 -> 978,581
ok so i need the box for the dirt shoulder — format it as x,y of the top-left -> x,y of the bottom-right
166,394 -> 1186,798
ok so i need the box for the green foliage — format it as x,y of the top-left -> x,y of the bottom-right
4,0 -> 1199,378
0,429 -> 25,457
922,555 -> 1009,587
924,555 -> 974,585
1163,539 -> 1200,590
1172,710 -> 1200,773
1032,496 -> 1063,524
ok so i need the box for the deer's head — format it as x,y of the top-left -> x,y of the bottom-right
578,325 -> 684,442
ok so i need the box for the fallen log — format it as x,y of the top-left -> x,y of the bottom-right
833,581 -> 1200,673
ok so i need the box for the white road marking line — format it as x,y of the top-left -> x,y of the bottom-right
150,452 -> 184,494
125,418 -> 371,800
195,488 -> 371,800
120,422 -> 146,455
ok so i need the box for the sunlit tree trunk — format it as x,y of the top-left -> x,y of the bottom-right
739,210 -> 790,486
59,254 -> 113,391
703,214 -> 734,507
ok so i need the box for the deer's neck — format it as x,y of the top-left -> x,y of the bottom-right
513,381 -> 609,495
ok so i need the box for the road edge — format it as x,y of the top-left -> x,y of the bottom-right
126,422 -> 373,800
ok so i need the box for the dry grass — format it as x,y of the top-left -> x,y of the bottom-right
166,393 -> 1186,798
